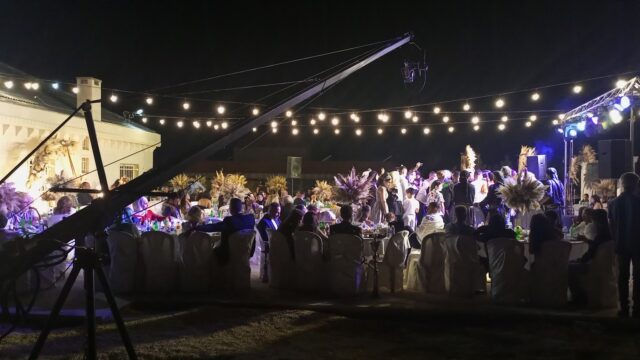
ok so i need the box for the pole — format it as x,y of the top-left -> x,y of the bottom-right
631,105 -> 635,172
82,100 -> 109,193
563,138 -> 568,214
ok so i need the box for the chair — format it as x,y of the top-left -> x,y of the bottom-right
486,238 -> 527,304
380,231 -> 409,293
139,231 -> 178,294
254,228 -> 269,282
211,229 -> 255,290
293,231 -> 326,291
530,241 -> 571,306
586,241 -> 618,308
419,232 -> 448,294
105,231 -> 138,294
446,234 -> 484,296
327,234 -> 366,295
267,229 -> 296,290
179,231 -> 213,293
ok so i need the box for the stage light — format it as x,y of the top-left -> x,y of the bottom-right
525,121 -> 532,127
404,110 -> 413,119
3,80 -> 14,89
552,119 -> 559,125
310,119 -> 316,125
568,128 -> 577,137
557,128 -> 564,134
573,85 -> 582,94
334,128 -> 340,135
159,118 -> 165,125
292,128 -> 299,135
412,116 -> 419,123
217,105 -> 226,115
617,95 -> 631,110
559,113 -> 566,120
423,127 -> 430,134
355,128 -> 363,136
313,128 -> 319,135
529,114 -> 537,121
146,97 -> 154,105
291,120 -> 297,126
72,86 -> 79,94
577,121 -> 586,131
318,112 -> 326,120
252,107 -> 260,116
182,102 -> 190,110
609,109 -> 623,124
531,92 -> 540,101
471,116 -> 480,124
616,79 -> 627,89
272,127 -> 278,134
433,106 -> 441,114
448,126 -> 455,133
501,115 -> 508,122
270,121 -> 278,128
252,127 -> 257,132
463,103 -> 470,111
24,82 -> 32,90
51,82 -> 59,90
331,117 -> 339,126
285,110 -> 293,117
110,94 -> 118,102
495,98 -> 505,108
193,121 -> 201,129
401,128 -> 407,134
177,120 -> 184,128
590,116 -> 599,125
221,121 -> 228,129
442,116 -> 450,123
31,82 -> 39,90
473,125 -> 480,131
141,117 -> 148,123
377,128 -> 384,135
206,120 -> 212,127
498,123 -> 506,131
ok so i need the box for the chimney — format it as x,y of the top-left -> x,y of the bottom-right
76,77 -> 102,121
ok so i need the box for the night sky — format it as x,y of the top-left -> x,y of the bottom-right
2,0 -> 640,172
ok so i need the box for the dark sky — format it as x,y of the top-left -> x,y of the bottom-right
2,0 -> 640,171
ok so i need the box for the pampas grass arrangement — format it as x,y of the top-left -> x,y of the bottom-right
591,179 -> 616,198
333,167 -> 376,204
497,175 -> 548,213
210,170 -> 250,201
461,145 -> 477,172
265,175 -> 287,196
312,180 -> 333,202
27,136 -> 77,188
518,146 -> 536,172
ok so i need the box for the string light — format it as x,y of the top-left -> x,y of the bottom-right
529,114 -> 537,121
318,112 -> 326,121
377,112 -> 389,122
221,121 -> 228,129
423,127 -> 430,134
463,103 -> 471,111
412,116 -> 419,123
572,85 -> 582,94
292,128 -> 299,135
552,119 -> 559,125
433,106 -> 441,114
495,98 -> 505,108
473,125 -> 480,131
616,79 -> 627,89
72,86 -> 79,94
471,116 -> 480,124
206,120 -> 212,127
177,120 -> 184,128
182,101 -> 190,110
270,121 -> 278,128
400,128 -> 407,134
498,123 -> 506,131
109,94 -> 118,103
355,128 -> 363,136
404,110 -> 413,119
159,118 -> 165,125
377,128 -> 384,135
501,115 -> 509,122
353,116 -> 360,123
285,110 -> 293,117
350,113 -> 358,120
313,128 -> 319,135
331,117 -> 340,126
272,127 -> 278,134
141,117 -> 148,123
193,121 -> 200,129
51,82 -> 60,90
558,113 -> 566,120
24,82 -> 32,90
309,119 -> 316,125
3,80 -> 13,89
525,121 -> 532,127
442,116 -> 450,123
252,107 -> 260,116
448,126 -> 455,133
146,97 -> 154,105
217,105 -> 226,114
30,82 -> 39,90
252,127 -> 257,132
334,128 -> 340,135
531,92 -> 540,101
291,119 -> 297,126
214,124 -> 220,130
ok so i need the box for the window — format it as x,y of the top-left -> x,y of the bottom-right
119,164 -> 139,180
81,157 -> 90,174
82,137 -> 90,150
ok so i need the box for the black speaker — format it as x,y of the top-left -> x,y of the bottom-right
598,139 -> 632,179
526,155 -> 547,180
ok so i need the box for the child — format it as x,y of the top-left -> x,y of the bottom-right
402,188 -> 420,230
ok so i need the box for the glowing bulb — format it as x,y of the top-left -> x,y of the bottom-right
331,117 -> 339,126
616,79 -> 627,89
310,119 -> 316,125
529,115 -> 537,121
285,110 -> 293,118
352,116 -> 360,123
471,116 -> 480,124
412,116 -> 419,123
377,128 -> 383,135
313,128 -> 319,135
272,127 -> 278,134
355,128 -> 362,136
448,126 -> 455,133
24,82 -> 32,90
442,116 -> 450,123
31,82 -> 39,90
292,128 -> 299,135
291,120 -> 297,126
423,127 -> 430,134
404,110 -> 413,119
609,109 -> 623,124
182,102 -> 190,110
318,112 -> 326,120
501,115 -> 508,122
498,123 -> 506,131
401,128 -> 407,134
577,121 -> 586,131
552,119 -> 559,125
72,86 -> 79,94
141,117 -> 148,123
557,128 -> 564,134
495,98 -> 505,108
206,120 -> 212,127
159,118 -> 165,125
135,109 -> 144,115
334,128 -> 340,135
531,92 -> 540,101
463,103 -> 470,111
214,124 -> 219,130
110,94 -> 118,102
433,106 -> 441,114
146,97 -> 154,105
473,125 -> 480,131
559,113 -> 566,120
4,80 -> 14,89
252,108 -> 260,116
271,121 -> 278,128
217,105 -> 226,114
525,121 -> 532,127
221,121 -> 228,129
193,121 -> 200,129
51,82 -> 59,90
350,113 -> 358,120
177,120 -> 184,128
573,85 -> 582,94
252,127 -> 257,132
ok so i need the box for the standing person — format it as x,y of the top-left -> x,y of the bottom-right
608,172 -> 640,318
501,166 -> 516,186
591,194 -> 604,210
372,176 -> 390,223
479,171 -> 506,218
452,170 -> 475,223
76,182 -> 94,207
293,190 -> 306,206
442,171 -> 459,223
277,209 -> 304,260
543,167 -> 565,216
280,195 -> 294,223
161,193 -> 182,219
397,165 -> 410,202
402,188 -> 420,230
257,202 -> 280,244
426,180 -> 445,216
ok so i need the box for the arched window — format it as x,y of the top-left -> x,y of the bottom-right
82,136 -> 90,150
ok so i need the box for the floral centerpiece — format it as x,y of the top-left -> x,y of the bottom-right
497,173 -> 548,213
333,167 -> 376,205
210,170 -> 250,203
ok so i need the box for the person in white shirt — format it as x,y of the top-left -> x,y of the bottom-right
402,188 -> 420,230
416,202 -> 445,242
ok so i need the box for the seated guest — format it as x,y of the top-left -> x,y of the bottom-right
329,205 -> 362,237
416,202 -> 446,242
293,190 -> 306,206
570,207 -> 589,237
195,198 -> 255,264
475,212 -> 515,243
133,196 -> 163,222
278,209 -> 304,259
581,208 -> 597,241
544,209 -> 562,231
244,194 -> 260,215
529,213 -> 562,256
256,192 -> 266,207
109,207 -> 141,238
280,195 -> 294,222
48,196 -> 76,226
357,204 -> 375,228
256,202 -> 280,244
385,212 -> 407,234
298,211 -> 328,242
76,181 -> 94,207
197,194 -> 212,210
445,205 -> 475,237
306,204 -> 319,215
294,203 -> 307,216
179,191 -> 191,217
182,206 -> 204,233
161,193 -> 182,219
318,209 -> 337,225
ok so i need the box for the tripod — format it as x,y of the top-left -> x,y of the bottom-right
29,246 -> 137,359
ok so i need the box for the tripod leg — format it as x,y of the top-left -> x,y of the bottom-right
29,265 -> 81,360
84,267 -> 97,359
94,266 -> 137,359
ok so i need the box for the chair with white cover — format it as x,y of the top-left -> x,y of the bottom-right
486,238 -> 527,304
328,234 -> 366,295
211,229 -> 255,290
267,229 -> 296,290
419,232 -> 449,294
530,240 -> 571,306
586,241 -> 618,308
254,228 -> 269,282
446,234 -> 484,296
105,231 -> 138,294
293,231 -> 326,291
139,231 -> 178,294
179,231 -> 213,293
380,231 -> 409,293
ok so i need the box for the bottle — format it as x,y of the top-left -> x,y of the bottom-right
515,226 -> 522,241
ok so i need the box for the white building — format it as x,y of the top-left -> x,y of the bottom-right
0,63 -> 160,201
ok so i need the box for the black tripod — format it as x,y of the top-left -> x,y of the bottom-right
29,246 -> 137,359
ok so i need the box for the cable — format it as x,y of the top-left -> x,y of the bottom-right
171,79 -> 318,96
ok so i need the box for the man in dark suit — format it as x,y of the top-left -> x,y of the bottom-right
196,198 -> 255,264
608,172 -> 640,318
256,202 -> 280,243
330,205 -> 362,237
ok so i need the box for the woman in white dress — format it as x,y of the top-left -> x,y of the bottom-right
372,176 -> 390,224
426,180 -> 445,216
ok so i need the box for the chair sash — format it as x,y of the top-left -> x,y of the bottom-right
486,238 -> 526,304
530,240 -> 571,306
267,229 -> 296,290
381,230 -> 409,292
139,231 -> 178,294
419,232 -> 448,294
293,231 -> 326,291
179,231 -> 213,293
211,229 -> 255,290
328,234 -> 365,295
446,234 -> 484,296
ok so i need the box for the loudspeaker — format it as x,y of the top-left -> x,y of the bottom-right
287,156 -> 302,179
598,139 -> 632,179
526,155 -> 547,180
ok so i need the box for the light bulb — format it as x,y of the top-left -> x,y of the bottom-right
206,120 -> 212,127
442,116 -> 450,123
51,82 -> 59,90
412,116 -> 419,123
310,119 -> 316,125
272,127 -> 278,134
501,115 -> 509,122
433,106 -> 441,114
498,123 -> 506,131
291,120 -> 297,126
377,128 -> 383,135
318,112 -> 326,120
177,120 -> 184,128
616,79 -> 627,89
473,125 -> 480,131
448,126 -> 455,133
217,105 -> 226,114
331,117 -> 339,126
355,128 -> 362,136
24,82 -> 32,90
401,128 -> 407,134
525,121 -> 532,127
252,127 -> 257,132
529,115 -> 537,121
334,128 -> 340,135
292,128 -> 299,135
552,119 -> 559,125
182,102 -> 190,110
252,107 -> 259,116
271,121 -> 278,128
313,128 -> 319,135
531,92 -> 540,101
573,85 -> 582,94
159,118 -> 165,125
110,94 -> 118,103
141,117 -> 148,123
423,127 -> 430,134
4,80 -> 14,89
31,82 -> 39,90
495,98 -> 505,108
221,121 -> 228,129
146,97 -> 154,105
463,103 -> 470,111
72,86 -> 79,94
285,110 -> 293,118
193,121 -> 200,129
471,116 -> 480,124
404,110 -> 413,119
